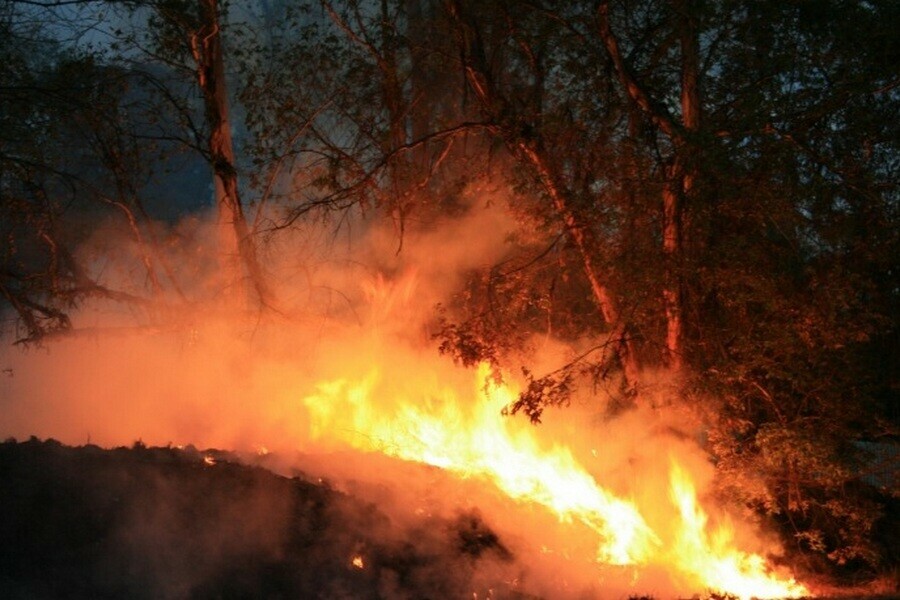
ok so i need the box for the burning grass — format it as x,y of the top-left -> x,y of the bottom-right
0,209 -> 894,599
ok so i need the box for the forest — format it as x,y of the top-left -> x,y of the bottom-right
1,0 -> 897,594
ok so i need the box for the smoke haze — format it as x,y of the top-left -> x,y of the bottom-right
0,195 -> 793,599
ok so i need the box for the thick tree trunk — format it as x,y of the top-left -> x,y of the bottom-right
192,0 -> 273,308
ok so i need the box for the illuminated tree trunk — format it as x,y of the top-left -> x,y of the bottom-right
662,0 -> 700,375
446,0 -> 641,397
191,0 -> 273,308
598,0 -> 700,377
517,144 -> 642,394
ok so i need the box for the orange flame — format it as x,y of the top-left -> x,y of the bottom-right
304,363 -> 660,564
668,460 -> 809,599
302,361 -> 811,597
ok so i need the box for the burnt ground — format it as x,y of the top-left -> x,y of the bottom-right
0,438 -> 524,600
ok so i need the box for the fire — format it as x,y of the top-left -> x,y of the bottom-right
304,363 -> 659,565
302,362 -> 811,598
351,555 -> 365,569
668,461 -> 809,599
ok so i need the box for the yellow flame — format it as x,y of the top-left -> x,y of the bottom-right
302,362 -> 810,597
304,363 -> 658,565
668,460 -> 809,599
351,555 -> 365,569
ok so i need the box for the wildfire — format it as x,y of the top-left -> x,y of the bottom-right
668,461 -> 809,599
301,361 -> 811,597
304,363 -> 660,566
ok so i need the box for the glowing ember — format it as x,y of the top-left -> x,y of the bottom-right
351,555 -> 365,569
302,362 -> 811,598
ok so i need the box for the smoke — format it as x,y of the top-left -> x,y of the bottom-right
0,192 -> 792,599
0,192 -> 510,445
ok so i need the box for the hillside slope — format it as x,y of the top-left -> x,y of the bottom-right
0,438 -> 519,599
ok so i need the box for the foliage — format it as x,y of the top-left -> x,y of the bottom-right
0,5 -> 165,342
428,0 -> 899,574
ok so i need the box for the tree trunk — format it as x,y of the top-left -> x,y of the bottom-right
381,0 -> 407,154
323,0 -> 412,237
407,0 -> 431,167
517,143 -> 641,394
446,0 -> 641,397
192,0 -> 274,308
379,0 -> 413,237
598,0 -> 700,377
662,0 -> 700,374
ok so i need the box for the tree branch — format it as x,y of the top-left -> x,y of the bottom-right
596,1 -> 683,144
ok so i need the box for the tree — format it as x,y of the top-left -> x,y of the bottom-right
0,2 -> 171,342
440,0 -> 644,399
433,0 -> 899,570
139,0 -> 275,308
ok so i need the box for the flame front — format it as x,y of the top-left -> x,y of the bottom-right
668,461 -> 810,599
305,363 -> 658,565
302,362 -> 809,598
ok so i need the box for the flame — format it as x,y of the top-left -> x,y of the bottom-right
351,555 -> 365,569
304,363 -> 659,565
302,362 -> 811,598
668,461 -> 809,599
0,206 -> 815,598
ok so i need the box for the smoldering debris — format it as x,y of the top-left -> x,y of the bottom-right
0,437 -> 527,600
